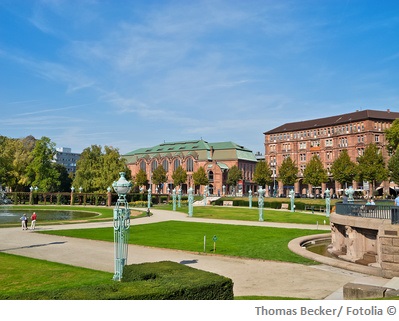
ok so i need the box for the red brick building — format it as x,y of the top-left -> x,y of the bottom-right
123,140 -> 258,195
264,109 -> 399,197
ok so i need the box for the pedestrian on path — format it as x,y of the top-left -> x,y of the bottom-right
30,212 -> 37,230
20,214 -> 27,230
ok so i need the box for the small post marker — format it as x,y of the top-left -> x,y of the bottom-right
213,235 -> 218,252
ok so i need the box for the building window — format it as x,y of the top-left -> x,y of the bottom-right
140,161 -> 146,171
186,158 -> 194,172
173,159 -> 181,171
375,135 -> 380,143
151,160 -> 158,172
162,159 -> 169,172
208,171 -> 214,182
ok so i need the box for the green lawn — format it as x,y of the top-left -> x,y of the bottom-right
154,204 -> 329,225
41,220 -> 328,264
0,252 -> 113,297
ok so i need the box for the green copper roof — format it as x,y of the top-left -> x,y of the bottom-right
123,139 -> 257,163
124,140 -> 210,155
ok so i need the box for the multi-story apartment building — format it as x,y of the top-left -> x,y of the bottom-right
264,109 -> 399,197
54,147 -> 80,174
123,139 -> 258,195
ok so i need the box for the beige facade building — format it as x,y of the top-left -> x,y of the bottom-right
264,109 -> 399,197
123,140 -> 258,195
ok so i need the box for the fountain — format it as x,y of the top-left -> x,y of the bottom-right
0,185 -> 12,205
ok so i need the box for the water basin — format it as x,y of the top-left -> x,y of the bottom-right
0,208 -> 98,224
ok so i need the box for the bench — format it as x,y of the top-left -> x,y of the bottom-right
305,205 -> 325,212
223,201 -> 233,206
281,203 -> 289,210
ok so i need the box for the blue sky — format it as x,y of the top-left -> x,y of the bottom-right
1,0 -> 398,155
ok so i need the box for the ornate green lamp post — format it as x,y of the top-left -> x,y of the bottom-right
325,188 -> 331,217
172,188 -> 177,211
112,172 -> 132,281
258,186 -> 265,221
188,186 -> 194,217
289,189 -> 295,212
178,187 -> 182,208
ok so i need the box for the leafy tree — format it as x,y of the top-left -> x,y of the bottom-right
53,163 -> 73,192
330,149 -> 357,187
172,165 -> 187,187
357,143 -> 388,194
253,160 -> 273,188
227,165 -> 242,195
101,146 -> 132,189
385,119 -> 399,153
0,136 -> 16,188
25,136 -> 60,192
303,155 -> 328,187
12,136 -> 36,190
388,147 -> 399,186
152,165 -> 167,191
278,157 -> 298,187
135,169 -> 148,188
73,145 -> 130,193
192,166 -> 208,189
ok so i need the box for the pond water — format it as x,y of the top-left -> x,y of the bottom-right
0,208 -> 98,224
304,239 -> 336,258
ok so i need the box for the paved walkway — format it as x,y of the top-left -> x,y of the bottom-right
0,208 -> 389,299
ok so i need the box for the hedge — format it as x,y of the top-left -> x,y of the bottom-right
1,261 -> 233,300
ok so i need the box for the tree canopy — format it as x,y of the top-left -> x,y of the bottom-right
388,147 -> 399,186
25,136 -> 60,192
172,166 -> 187,187
357,143 -> 388,193
73,145 -> 130,193
253,160 -> 273,188
227,165 -> 242,186
330,149 -> 357,187
303,155 -> 328,187
385,119 -> 399,153
192,166 -> 208,187
278,157 -> 298,187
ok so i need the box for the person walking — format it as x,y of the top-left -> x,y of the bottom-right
20,214 -> 27,230
30,212 -> 37,230
395,194 -> 399,206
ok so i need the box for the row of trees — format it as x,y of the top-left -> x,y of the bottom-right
253,144 -> 390,195
0,135 -> 129,193
253,118 -> 399,196
0,135 -> 246,194
2,119 -> 399,195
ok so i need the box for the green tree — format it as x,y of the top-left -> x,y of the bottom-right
25,136 -> 60,192
330,149 -> 357,187
278,157 -> 298,187
0,136 -> 16,188
54,163 -> 73,192
253,160 -> 273,188
73,145 -> 130,193
388,147 -> 399,186
172,165 -> 187,187
192,166 -> 208,190
385,119 -> 399,153
303,155 -> 328,187
227,165 -> 242,195
357,143 -> 388,195
152,165 -> 167,191
135,169 -> 148,188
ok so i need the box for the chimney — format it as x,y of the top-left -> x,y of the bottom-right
387,109 -> 391,113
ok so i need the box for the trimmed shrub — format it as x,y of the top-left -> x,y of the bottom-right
1,261 -> 233,300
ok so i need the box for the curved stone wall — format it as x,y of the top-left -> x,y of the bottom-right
330,212 -> 399,278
